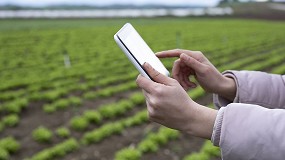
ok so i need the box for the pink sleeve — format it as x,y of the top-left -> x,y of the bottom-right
213,70 -> 285,109
212,103 -> 285,160
211,71 -> 285,159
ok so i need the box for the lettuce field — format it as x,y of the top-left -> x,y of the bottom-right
0,18 -> 285,160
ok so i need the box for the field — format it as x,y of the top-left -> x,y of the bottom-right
0,18 -> 285,160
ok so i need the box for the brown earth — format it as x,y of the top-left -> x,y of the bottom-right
1,87 -> 219,160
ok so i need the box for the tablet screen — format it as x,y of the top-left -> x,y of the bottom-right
119,24 -> 169,76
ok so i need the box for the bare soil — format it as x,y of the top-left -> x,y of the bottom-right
2,88 -> 219,160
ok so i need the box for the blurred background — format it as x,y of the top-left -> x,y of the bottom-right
0,0 -> 285,19
0,0 -> 285,160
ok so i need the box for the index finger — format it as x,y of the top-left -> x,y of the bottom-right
156,49 -> 192,58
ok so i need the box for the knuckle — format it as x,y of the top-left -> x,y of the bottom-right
201,66 -> 212,76
148,96 -> 158,107
152,86 -> 163,97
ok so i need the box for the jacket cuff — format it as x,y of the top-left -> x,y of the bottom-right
213,70 -> 239,108
211,107 -> 225,146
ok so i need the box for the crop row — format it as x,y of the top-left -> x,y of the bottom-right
0,114 -> 19,133
1,40 -> 279,116
219,46 -> 285,72
70,92 -> 145,131
29,91 -> 145,144
1,19 -> 285,160
0,136 -> 20,160
0,74 -> 136,114
182,141 -> 220,160
26,110 -> 148,160
1,32 -> 283,114
27,138 -> 79,160
115,127 -> 179,160
1,20 -> 284,94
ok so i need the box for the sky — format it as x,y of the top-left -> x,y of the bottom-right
0,0 -> 221,7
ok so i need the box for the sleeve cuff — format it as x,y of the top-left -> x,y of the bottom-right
211,107 -> 225,146
213,71 -> 240,108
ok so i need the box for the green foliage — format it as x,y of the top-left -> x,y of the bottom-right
137,127 -> 178,153
2,114 -> 19,127
0,148 -> 9,160
183,152 -> 209,160
201,141 -> 220,157
54,99 -> 69,110
81,122 -> 123,145
0,137 -> 20,153
0,123 -> 4,132
137,138 -> 159,153
115,148 -> 142,160
182,140 -> 220,160
271,60 -> 285,74
0,136 -> 20,160
43,96 -> 82,113
68,96 -> 82,106
115,127 -> 179,159
122,110 -> 148,127
129,92 -> 145,105
43,104 -> 56,113
83,81 -> 137,100
98,100 -> 134,118
0,89 -> 25,101
32,126 -> 53,143
83,110 -> 102,124
41,89 -> 68,102
81,110 -> 148,145
1,18 -> 285,160
188,86 -> 205,100
83,92 -> 97,100
55,127 -> 70,138
70,116 -> 89,131
3,98 -> 28,113
29,138 -> 79,160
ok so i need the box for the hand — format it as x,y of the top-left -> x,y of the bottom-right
136,62 -> 217,139
156,49 -> 236,101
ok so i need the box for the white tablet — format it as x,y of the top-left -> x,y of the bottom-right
114,23 -> 169,80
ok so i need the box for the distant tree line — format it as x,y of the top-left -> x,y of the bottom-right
220,0 -> 274,4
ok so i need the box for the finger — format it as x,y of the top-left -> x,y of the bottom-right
172,59 -> 181,81
180,74 -> 190,90
185,75 -> 197,88
156,49 -> 192,58
173,60 -> 193,90
178,61 -> 191,89
182,74 -> 197,89
136,74 -> 155,93
180,53 -> 206,73
143,62 -> 174,85
182,73 -> 191,89
179,63 -> 196,88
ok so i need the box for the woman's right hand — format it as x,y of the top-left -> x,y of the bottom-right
156,49 -> 236,101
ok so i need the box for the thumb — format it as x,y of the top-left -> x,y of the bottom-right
143,62 -> 174,85
180,53 -> 206,73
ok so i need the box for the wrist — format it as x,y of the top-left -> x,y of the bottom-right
184,103 -> 218,139
217,76 -> 236,101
